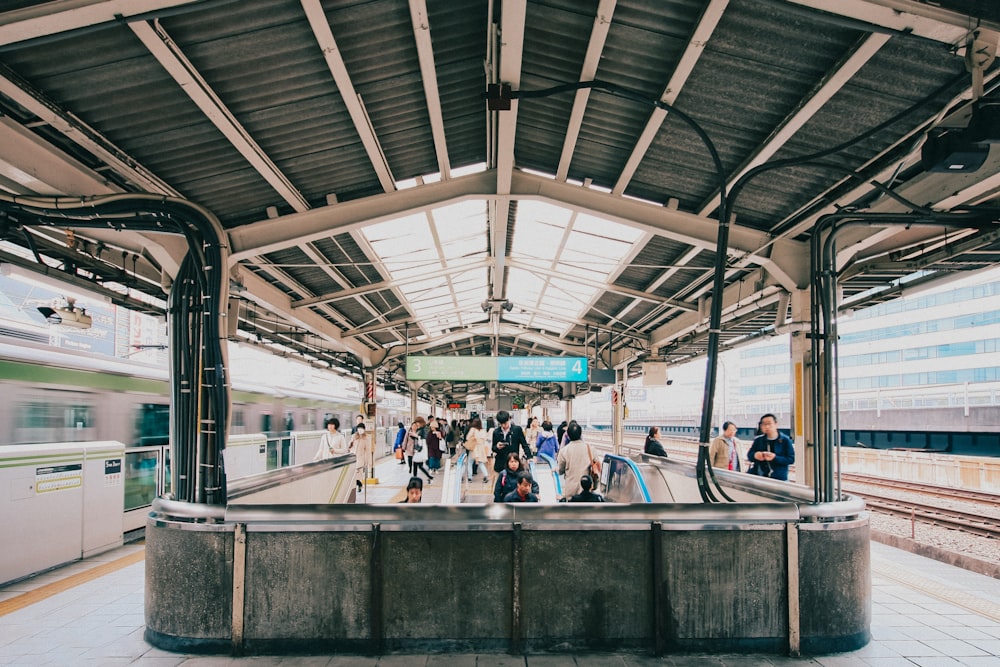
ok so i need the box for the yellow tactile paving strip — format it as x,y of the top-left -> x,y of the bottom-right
872,558 -> 1000,623
0,547 -> 146,618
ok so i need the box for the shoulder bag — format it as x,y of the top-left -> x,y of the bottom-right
586,444 -> 601,485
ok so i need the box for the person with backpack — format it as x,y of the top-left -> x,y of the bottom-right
502,471 -> 539,503
493,452 -> 538,502
535,420 -> 559,460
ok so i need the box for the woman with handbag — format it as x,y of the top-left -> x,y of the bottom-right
556,422 -> 601,500
462,417 -> 491,484
406,416 -> 434,483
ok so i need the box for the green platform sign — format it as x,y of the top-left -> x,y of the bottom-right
406,356 -> 496,381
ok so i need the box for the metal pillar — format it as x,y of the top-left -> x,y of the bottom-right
788,289 -> 813,489
363,368 -> 378,485
612,367 -> 626,455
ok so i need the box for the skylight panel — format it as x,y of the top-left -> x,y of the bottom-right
573,213 -> 643,242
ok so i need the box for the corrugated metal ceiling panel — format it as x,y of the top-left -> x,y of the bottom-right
427,0 -> 489,170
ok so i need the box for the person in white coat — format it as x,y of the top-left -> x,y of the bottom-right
314,417 -> 347,460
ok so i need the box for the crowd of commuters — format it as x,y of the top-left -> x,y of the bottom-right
318,409 -> 793,505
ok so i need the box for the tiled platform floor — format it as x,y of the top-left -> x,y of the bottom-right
2,455 -> 998,665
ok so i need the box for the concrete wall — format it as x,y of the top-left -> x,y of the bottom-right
144,503 -> 870,657
839,448 -> 1000,492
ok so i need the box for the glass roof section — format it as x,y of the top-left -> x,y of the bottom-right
363,200 -> 490,340
507,201 -> 645,336
362,195 -> 646,346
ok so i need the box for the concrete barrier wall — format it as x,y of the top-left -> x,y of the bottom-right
839,448 -> 1000,492
144,502 -> 870,657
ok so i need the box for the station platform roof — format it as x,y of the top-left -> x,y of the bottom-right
1,1 -> 1000,401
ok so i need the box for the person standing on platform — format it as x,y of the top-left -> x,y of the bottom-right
484,416 -> 496,468
438,418 -> 450,455
502,471 -> 539,502
493,452 -> 538,502
535,420 -> 559,460
492,410 -> 531,475
569,475 -> 605,502
406,417 -> 434,484
747,413 -> 794,480
643,426 -> 668,457
463,417 -> 491,484
351,414 -> 364,434
400,476 -> 422,503
394,421 -> 407,465
560,419 -> 579,448
448,419 -> 461,456
404,417 -> 426,475
525,416 -> 540,457
557,422 -> 599,500
556,420 -> 568,446
314,417 -> 348,461
426,419 -> 443,472
350,422 -> 370,496
709,421 -> 741,471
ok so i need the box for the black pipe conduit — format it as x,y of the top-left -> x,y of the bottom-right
508,70 -> 991,500
808,209 -> 994,503
0,193 -> 230,505
511,80 -> 735,502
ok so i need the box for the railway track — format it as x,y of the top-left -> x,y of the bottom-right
840,473 -> 1000,505
588,431 -> 999,539
854,491 -> 1000,540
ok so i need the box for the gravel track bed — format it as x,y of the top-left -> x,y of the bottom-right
847,482 -> 1000,565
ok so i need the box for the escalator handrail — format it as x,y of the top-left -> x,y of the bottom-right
448,451 -> 468,504
534,452 -> 562,497
603,453 -> 652,503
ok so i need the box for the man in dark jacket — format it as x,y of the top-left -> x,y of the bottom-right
502,472 -> 539,502
491,410 -> 532,472
746,413 -> 795,480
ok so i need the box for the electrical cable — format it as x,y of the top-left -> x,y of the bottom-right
506,72 -> 997,501
0,192 -> 231,505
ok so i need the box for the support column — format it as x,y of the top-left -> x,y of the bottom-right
788,289 -> 814,488
363,369 -> 378,485
407,383 -> 420,425
612,367 -> 626,455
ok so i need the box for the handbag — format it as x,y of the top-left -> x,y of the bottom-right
413,439 -> 428,463
586,444 -> 601,485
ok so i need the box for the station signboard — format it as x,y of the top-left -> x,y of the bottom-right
406,355 -> 588,382
497,356 -> 587,382
405,355 -> 495,381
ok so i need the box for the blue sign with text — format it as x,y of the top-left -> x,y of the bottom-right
497,357 -> 587,382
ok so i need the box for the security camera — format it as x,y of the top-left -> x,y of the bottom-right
37,299 -> 93,329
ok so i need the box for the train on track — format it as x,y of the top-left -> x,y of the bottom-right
3,332 -> 997,459
0,337 -> 415,450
